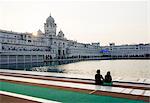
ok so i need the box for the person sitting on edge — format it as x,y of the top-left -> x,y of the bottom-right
104,71 -> 112,86
95,69 -> 104,85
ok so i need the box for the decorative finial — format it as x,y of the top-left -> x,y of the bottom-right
50,13 -> 51,17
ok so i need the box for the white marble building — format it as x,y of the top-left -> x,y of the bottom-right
0,14 -> 149,65
0,14 -> 101,64
101,43 -> 150,58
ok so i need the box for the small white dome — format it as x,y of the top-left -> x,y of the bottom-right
37,29 -> 43,35
46,15 -> 54,23
58,30 -> 64,38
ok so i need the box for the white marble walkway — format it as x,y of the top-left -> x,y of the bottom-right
0,75 -> 150,97
1,69 -> 150,84
0,91 -> 60,103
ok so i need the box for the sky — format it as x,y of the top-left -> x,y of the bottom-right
0,0 -> 149,46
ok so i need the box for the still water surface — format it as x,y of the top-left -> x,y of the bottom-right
57,60 -> 150,79
1,60 -> 150,79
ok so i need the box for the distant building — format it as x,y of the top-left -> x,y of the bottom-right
0,14 -> 149,65
101,43 -> 150,58
0,14 -> 101,64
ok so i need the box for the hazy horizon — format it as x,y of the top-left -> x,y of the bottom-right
0,0 -> 149,46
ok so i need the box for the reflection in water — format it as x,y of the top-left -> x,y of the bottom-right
56,60 -> 150,79
0,60 -> 150,79
32,66 -> 65,73
0,61 -> 72,73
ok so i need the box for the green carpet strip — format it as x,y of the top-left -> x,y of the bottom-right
0,81 -> 146,103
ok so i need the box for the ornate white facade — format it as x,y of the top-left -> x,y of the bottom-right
0,14 -> 149,65
0,14 -> 101,64
101,43 -> 150,58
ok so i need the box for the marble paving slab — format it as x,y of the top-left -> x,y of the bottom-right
143,90 -> 150,96
121,88 -> 133,94
130,89 -> 144,95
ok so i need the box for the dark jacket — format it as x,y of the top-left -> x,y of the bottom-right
95,74 -> 104,85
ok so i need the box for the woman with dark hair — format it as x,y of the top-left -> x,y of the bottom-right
95,69 -> 104,85
104,71 -> 112,86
